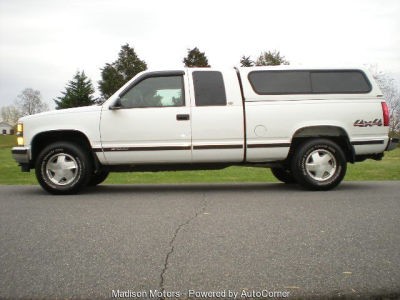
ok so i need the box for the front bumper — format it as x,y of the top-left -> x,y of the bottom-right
11,147 -> 30,164
386,138 -> 399,151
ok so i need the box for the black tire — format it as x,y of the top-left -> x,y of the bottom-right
35,142 -> 93,195
291,138 -> 347,191
88,170 -> 109,186
271,167 -> 296,184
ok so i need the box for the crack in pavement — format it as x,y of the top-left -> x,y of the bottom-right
159,193 -> 208,298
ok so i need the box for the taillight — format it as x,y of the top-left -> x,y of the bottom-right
381,102 -> 389,126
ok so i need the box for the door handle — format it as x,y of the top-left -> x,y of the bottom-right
176,114 -> 190,121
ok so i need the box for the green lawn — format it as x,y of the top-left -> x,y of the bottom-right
0,135 -> 399,185
0,135 -> 18,148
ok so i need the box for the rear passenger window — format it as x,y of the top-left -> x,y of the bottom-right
248,70 -> 371,95
310,71 -> 371,93
193,71 -> 227,106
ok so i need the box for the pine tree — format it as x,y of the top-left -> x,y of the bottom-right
98,44 -> 147,99
240,56 -> 254,67
183,47 -> 210,67
54,71 -> 96,109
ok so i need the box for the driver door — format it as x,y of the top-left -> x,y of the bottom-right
99,72 -> 191,164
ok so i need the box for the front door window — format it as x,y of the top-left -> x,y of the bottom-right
120,76 -> 184,108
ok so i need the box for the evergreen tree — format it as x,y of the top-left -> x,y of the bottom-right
183,47 -> 210,67
255,50 -> 289,66
98,44 -> 147,99
54,71 -> 96,109
240,56 -> 254,67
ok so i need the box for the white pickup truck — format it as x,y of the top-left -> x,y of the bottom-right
12,66 -> 398,194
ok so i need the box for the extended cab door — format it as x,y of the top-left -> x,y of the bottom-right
99,71 -> 191,164
188,69 -> 244,162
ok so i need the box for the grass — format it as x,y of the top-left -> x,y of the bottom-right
0,135 -> 399,185
0,135 -> 18,148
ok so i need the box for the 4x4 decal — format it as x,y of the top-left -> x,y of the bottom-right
354,119 -> 382,127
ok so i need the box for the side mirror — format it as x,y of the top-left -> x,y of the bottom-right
109,98 -> 122,110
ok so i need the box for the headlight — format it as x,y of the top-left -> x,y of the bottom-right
17,137 -> 24,146
17,123 -> 23,133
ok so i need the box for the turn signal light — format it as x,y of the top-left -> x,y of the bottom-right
381,102 -> 389,126
17,123 -> 23,133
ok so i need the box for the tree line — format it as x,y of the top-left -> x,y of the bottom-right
1,45 -> 399,135
1,45 -> 287,123
57,46 -> 290,109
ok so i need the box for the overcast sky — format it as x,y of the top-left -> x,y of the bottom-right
1,0 -> 399,108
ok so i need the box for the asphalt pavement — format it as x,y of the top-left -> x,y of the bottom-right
0,182 -> 399,299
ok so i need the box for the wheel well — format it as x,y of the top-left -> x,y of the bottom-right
289,126 -> 355,163
31,130 -> 94,167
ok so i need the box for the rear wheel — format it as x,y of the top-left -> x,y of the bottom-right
35,142 -> 92,194
271,167 -> 296,184
291,139 -> 347,191
88,170 -> 109,186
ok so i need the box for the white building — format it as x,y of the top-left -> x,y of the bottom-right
0,121 -> 14,135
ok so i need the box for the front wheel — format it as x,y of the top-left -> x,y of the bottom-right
291,139 -> 347,191
35,142 -> 93,195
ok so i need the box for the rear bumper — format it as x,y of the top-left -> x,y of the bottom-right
11,147 -> 30,164
386,138 -> 399,151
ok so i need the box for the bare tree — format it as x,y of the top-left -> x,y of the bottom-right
1,105 -> 21,125
370,66 -> 400,136
15,88 -> 49,116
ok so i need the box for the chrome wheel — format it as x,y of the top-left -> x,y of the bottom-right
45,153 -> 78,185
305,149 -> 337,181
